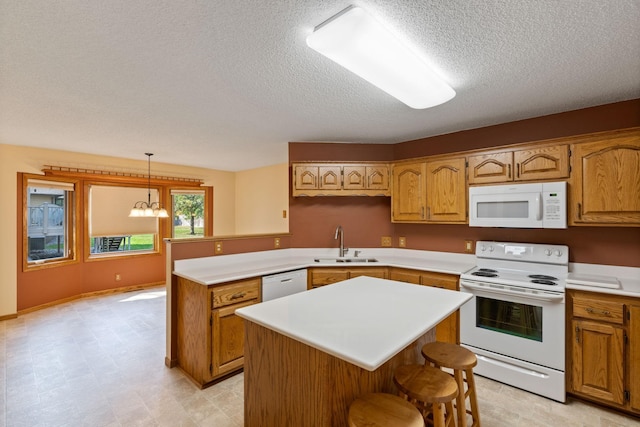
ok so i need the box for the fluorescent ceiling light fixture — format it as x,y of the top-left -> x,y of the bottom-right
306,6 -> 455,109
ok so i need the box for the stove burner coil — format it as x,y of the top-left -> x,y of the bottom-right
478,268 -> 498,273
471,271 -> 499,278
528,274 -> 558,281
531,279 -> 558,286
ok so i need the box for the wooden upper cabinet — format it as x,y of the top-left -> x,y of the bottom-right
425,157 -> 467,223
570,130 -> 640,225
292,163 -> 389,196
468,145 -> 569,184
392,162 -> 427,222
365,165 -> 389,190
514,145 -> 569,181
468,151 -> 513,184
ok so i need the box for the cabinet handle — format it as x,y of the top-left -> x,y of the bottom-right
507,164 -> 511,179
586,307 -> 611,316
421,206 -> 425,219
577,203 -> 582,220
230,292 -> 246,300
427,206 -> 431,219
516,163 -> 520,178
575,325 -> 580,343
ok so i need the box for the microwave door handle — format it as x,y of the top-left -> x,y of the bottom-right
535,194 -> 542,220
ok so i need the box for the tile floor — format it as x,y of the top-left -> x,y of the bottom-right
0,287 -> 638,427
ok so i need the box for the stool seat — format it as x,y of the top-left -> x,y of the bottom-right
422,342 -> 481,427
421,341 -> 477,370
393,364 -> 457,427
348,393 -> 424,427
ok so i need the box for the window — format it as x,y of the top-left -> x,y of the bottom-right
88,185 -> 160,255
25,177 -> 76,265
171,190 -> 205,239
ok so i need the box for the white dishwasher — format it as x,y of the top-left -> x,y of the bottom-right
262,269 -> 307,302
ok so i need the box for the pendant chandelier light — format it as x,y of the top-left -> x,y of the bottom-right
128,153 -> 169,218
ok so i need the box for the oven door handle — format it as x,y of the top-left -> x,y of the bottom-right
460,281 -> 564,302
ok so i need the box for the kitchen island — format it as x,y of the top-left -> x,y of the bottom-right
236,276 -> 472,427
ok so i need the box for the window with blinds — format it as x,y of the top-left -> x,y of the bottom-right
89,185 -> 159,255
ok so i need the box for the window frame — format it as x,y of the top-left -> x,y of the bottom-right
22,173 -> 80,271
85,181 -> 166,261
170,188 -> 212,239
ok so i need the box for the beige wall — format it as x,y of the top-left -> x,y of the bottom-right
234,163 -> 289,235
0,144 -> 240,316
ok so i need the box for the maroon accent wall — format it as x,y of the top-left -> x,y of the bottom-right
289,143 -> 394,162
289,100 -> 640,267
394,99 -> 640,159
289,197 -> 392,249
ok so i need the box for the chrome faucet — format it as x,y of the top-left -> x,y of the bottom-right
334,225 -> 348,257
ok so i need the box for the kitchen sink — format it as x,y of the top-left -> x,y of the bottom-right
314,258 -> 378,263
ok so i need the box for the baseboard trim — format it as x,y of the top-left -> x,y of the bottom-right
16,282 -> 166,316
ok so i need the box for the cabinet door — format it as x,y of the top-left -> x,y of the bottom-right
392,162 -> 427,222
366,165 -> 389,190
467,152 -> 513,184
420,272 -> 459,344
514,145 -> 569,181
389,268 -> 421,284
343,166 -> 365,190
308,268 -> 350,289
212,299 -> 257,376
572,319 -> 624,405
349,267 -> 387,279
318,166 -> 342,190
570,133 -> 640,225
630,305 -> 640,412
425,157 -> 467,223
294,165 -> 319,190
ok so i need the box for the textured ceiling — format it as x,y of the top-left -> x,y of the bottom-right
1,0 -> 639,171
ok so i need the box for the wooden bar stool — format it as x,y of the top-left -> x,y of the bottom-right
421,342 -> 481,427
348,393 -> 424,427
393,364 -> 458,427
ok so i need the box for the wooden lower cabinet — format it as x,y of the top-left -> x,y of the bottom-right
389,268 -> 460,344
571,319 -> 624,404
177,276 -> 260,387
308,267 -> 387,289
568,290 -> 640,416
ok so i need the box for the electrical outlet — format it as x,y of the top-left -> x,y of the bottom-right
381,236 -> 392,247
274,238 -> 281,249
464,240 -> 474,253
215,241 -> 223,254
398,237 -> 406,248
115,274 -> 121,282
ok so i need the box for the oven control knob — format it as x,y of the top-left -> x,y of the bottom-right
545,249 -> 552,256
555,250 -> 563,257
480,245 -> 486,252
489,246 -> 494,252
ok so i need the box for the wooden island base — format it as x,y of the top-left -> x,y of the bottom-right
243,320 -> 434,427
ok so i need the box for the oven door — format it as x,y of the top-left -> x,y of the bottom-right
459,280 -> 565,371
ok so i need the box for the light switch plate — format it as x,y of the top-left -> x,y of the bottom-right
381,236 -> 392,247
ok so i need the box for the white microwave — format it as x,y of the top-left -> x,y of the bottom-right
469,181 -> 567,228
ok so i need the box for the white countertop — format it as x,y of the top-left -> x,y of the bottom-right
235,276 -> 472,371
567,263 -> 640,298
172,248 -> 477,285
